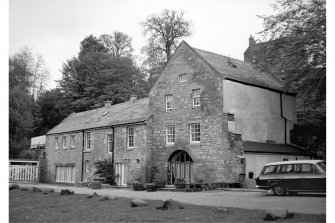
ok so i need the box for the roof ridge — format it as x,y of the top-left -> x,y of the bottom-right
72,98 -> 149,116
192,47 -> 246,64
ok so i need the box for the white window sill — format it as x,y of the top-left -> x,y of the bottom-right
190,141 -> 201,144
166,143 -> 175,147
126,147 -> 134,151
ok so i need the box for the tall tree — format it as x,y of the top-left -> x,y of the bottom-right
9,47 -> 50,158
257,0 -> 326,113
100,31 -> 134,58
58,34 -> 149,112
141,9 -> 192,69
33,89 -> 70,135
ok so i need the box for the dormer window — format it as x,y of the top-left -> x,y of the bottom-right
179,73 -> 187,82
228,61 -> 237,68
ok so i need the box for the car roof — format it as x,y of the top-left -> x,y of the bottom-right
264,160 -> 324,166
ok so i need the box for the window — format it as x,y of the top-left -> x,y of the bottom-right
262,165 -> 278,175
297,111 -> 304,122
85,160 -> 90,173
190,123 -> 201,142
55,137 -> 60,149
301,164 -> 313,173
283,158 -> 289,161
179,73 -> 187,82
84,132 -> 92,151
166,126 -> 175,144
278,164 -> 294,174
70,135 -> 76,148
127,127 -> 134,148
107,133 -> 113,154
165,95 -> 173,111
192,89 -> 200,107
62,136 -> 67,149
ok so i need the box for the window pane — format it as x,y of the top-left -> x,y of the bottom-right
128,127 -> 134,148
301,164 -> 313,173
107,134 -> 113,153
166,126 -> 175,143
190,124 -> 200,142
263,165 -> 277,175
192,89 -> 200,107
70,135 -> 75,147
166,95 -> 172,111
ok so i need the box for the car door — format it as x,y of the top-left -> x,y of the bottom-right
277,164 -> 298,191
299,163 -> 316,191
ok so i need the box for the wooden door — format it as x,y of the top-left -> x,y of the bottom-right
115,163 -> 127,186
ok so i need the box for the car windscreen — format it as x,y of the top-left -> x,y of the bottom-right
261,165 -> 278,175
316,162 -> 326,172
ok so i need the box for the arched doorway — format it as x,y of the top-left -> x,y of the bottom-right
167,150 -> 193,184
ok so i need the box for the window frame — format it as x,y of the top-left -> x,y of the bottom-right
127,127 -> 134,149
62,136 -> 67,149
70,135 -> 76,148
55,137 -> 60,149
179,73 -> 187,82
165,95 -> 173,112
190,123 -> 201,143
84,132 -> 92,151
166,126 -> 175,145
192,89 -> 201,108
85,160 -> 90,173
107,133 -> 113,154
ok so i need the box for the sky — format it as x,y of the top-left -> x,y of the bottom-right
9,0 -> 275,89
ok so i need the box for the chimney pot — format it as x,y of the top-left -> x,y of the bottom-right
249,35 -> 256,46
105,101 -> 112,107
130,94 -> 137,102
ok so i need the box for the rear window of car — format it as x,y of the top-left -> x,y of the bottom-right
316,162 -> 326,172
261,165 -> 278,175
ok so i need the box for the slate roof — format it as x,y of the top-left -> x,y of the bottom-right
243,141 -> 311,156
47,98 -> 149,135
190,45 -> 285,91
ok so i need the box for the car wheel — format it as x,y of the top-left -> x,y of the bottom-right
272,185 -> 286,196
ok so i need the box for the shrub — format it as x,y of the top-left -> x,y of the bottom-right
94,159 -> 114,185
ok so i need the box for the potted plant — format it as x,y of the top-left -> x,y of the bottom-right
132,177 -> 144,191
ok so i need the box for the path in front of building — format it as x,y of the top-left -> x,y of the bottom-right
16,183 -> 326,215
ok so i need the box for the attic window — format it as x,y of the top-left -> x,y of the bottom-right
102,111 -> 109,116
228,61 -> 237,68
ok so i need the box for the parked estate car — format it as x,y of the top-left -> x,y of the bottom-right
255,160 -> 326,196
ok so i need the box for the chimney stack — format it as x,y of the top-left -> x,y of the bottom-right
249,35 -> 256,46
105,101 -> 112,107
130,94 -> 137,102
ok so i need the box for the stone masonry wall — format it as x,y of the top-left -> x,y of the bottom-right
45,131 -> 83,183
45,123 -> 147,185
148,42 -> 243,184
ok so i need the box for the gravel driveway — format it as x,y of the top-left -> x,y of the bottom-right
16,183 -> 326,215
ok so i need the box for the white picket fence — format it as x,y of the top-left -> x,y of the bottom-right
9,160 -> 39,182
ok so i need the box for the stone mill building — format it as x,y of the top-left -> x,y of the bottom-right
45,41 -> 310,188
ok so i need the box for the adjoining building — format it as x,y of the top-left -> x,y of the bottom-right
45,41 -> 311,188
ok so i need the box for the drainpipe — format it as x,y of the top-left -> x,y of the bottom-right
111,126 -> 115,185
81,130 -> 85,182
280,93 -> 287,144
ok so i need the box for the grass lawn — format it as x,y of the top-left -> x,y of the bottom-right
9,189 -> 325,222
